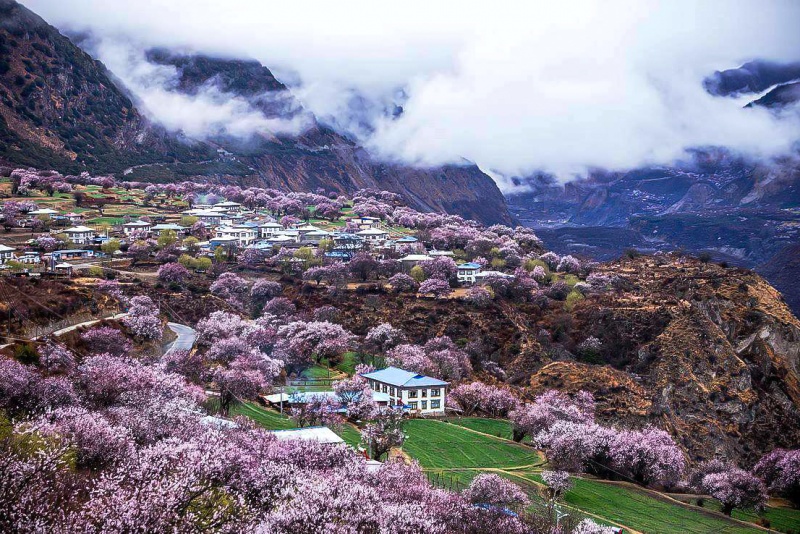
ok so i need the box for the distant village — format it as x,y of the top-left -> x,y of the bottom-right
0,197 -> 519,287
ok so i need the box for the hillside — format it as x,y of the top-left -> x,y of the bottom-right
286,256 -> 800,465
507,153 -> 800,314
0,1 -> 510,225
0,0 -> 211,170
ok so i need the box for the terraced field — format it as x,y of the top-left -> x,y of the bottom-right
401,419 -> 542,469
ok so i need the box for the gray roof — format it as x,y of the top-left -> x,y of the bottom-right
361,366 -> 448,388
268,426 -> 344,445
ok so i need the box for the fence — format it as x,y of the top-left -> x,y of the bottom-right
286,378 -> 337,387
425,470 -> 469,493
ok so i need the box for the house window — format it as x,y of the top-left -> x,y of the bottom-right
421,400 -> 428,410
390,387 -> 395,396
430,389 -> 440,397
382,384 -> 388,393
431,400 -> 441,409
408,390 -> 418,398
421,389 -> 427,397
409,402 -> 418,410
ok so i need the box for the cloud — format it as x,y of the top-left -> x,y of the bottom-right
24,0 -> 800,188
85,37 -> 311,140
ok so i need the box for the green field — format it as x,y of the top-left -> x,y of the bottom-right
229,401 -> 295,430
446,417 -> 510,438
300,365 -> 337,380
514,473 -> 760,534
701,499 -> 800,533
333,423 -> 362,448
231,401 -> 364,448
401,419 -> 542,469
336,352 -> 359,376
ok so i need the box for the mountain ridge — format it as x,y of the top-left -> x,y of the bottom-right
0,0 -> 511,225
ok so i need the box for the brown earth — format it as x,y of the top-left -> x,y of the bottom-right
289,256 -> 800,465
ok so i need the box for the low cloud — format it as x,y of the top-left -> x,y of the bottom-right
88,37 -> 310,140
26,0 -> 800,188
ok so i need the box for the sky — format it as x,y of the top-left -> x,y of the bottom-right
24,0 -> 800,189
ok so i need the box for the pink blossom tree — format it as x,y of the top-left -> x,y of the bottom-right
195,311 -> 248,345
387,272 -> 418,293
463,473 -> 529,508
210,272 -> 250,307
541,470 -> 572,501
122,296 -> 162,340
418,278 -> 452,299
251,279 -> 282,303
157,262 -> 190,284
465,285 -> 493,307
288,393 -> 343,428
509,389 -> 595,442
421,256 -> 457,282
754,448 -> 800,506
609,427 -> 685,488
80,326 -> 132,358
361,407 -> 405,459
33,406 -> 134,469
423,336 -> 472,381
263,297 -> 296,319
333,375 -> 377,421
386,344 -> 437,377
364,323 -> 406,354
275,320 -> 354,371
348,252 -> 380,281
447,382 -> 518,417
700,468 -> 768,516
37,342 -> 76,373
213,360 -> 269,416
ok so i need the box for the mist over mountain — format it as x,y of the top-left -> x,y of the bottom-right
23,0 -> 800,184
0,0 -> 510,224
3,0 -> 800,302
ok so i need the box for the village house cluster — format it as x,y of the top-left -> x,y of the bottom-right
0,197 -> 506,285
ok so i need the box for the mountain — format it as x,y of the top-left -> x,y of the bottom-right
0,0 -> 510,225
746,81 -> 800,109
136,49 -> 511,225
284,255 -> 800,463
757,243 -> 800,315
0,0 -> 209,171
703,59 -> 800,97
507,152 -> 800,313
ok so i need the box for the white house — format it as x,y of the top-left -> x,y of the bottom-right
259,222 -> 283,238
456,262 -> 482,284
356,228 -> 389,243
399,254 -> 432,272
194,210 -> 224,226
64,212 -> 83,224
214,201 -> 243,213
16,252 -> 41,265
28,208 -> 59,217
122,220 -> 152,236
361,367 -> 448,415
150,223 -> 186,236
215,225 -> 257,247
350,216 -> 381,229
275,229 -> 300,243
474,270 -> 515,283
63,225 -> 95,246
0,244 -> 16,264
429,250 -> 455,258
301,229 -> 332,245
